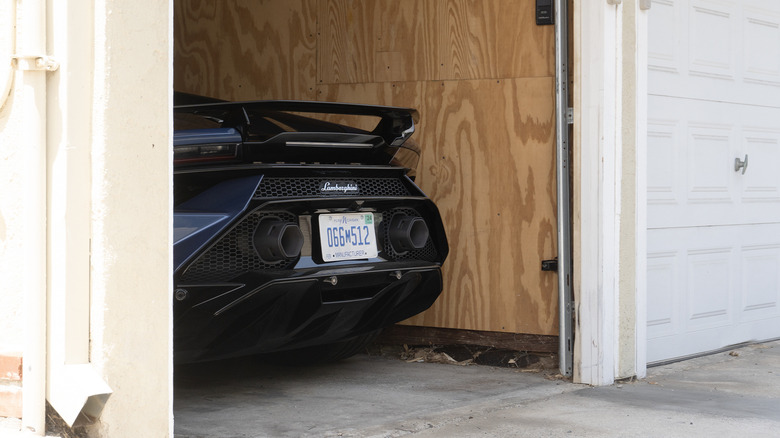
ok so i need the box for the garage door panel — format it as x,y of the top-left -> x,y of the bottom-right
647,225 -> 780,363
688,0 -> 736,81
740,245 -> 780,322
744,7 -> 780,86
649,95 -> 780,228
687,247 -> 734,331
650,0 -> 780,107
647,0 -> 777,363
647,251 -> 681,339
687,125 -> 733,203
648,0 -> 682,75
648,317 -> 780,363
742,133 -> 780,202
648,96 -> 740,228
647,120 -> 681,205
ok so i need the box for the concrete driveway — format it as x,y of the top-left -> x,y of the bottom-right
174,340 -> 780,437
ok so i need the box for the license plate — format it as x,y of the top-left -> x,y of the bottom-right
318,213 -> 378,262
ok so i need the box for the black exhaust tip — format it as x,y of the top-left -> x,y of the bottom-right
253,218 -> 304,263
389,215 -> 429,254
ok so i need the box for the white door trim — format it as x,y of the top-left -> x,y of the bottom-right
573,1 -> 648,385
573,1 -> 619,386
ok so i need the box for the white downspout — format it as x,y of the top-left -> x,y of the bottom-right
16,0 -> 49,434
46,0 -> 112,427
14,0 -> 111,431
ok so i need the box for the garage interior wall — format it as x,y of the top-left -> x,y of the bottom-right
174,0 -> 559,338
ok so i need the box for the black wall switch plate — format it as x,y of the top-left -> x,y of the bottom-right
537,0 -> 554,25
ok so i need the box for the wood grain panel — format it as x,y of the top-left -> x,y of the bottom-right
315,82 -> 423,133
174,0 -> 220,97
174,0 -> 318,100
318,0 -> 553,84
302,79 -> 558,335
440,0 -> 554,80
405,78 -> 559,335
317,81 -> 423,109
319,0 -> 440,84
175,0 -> 553,91
174,0 -> 559,336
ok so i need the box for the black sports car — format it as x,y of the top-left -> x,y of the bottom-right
173,93 -> 448,363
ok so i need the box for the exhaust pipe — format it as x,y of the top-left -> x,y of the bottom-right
389,215 -> 429,254
253,217 -> 304,263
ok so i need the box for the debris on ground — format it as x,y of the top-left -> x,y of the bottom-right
370,342 -> 561,378
400,346 -> 471,366
46,401 -> 89,438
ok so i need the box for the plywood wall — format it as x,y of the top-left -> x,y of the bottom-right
174,0 -> 559,336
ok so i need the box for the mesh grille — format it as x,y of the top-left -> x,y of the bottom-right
181,211 -> 298,283
255,177 -> 410,199
381,208 -> 438,262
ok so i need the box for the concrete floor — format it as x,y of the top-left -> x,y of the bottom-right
173,340 -> 780,437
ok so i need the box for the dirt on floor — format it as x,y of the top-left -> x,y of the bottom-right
368,342 -> 564,379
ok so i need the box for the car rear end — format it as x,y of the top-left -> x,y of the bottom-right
172,97 -> 448,363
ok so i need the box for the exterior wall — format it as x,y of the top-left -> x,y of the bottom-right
0,0 -> 25,419
0,36 -> 26,360
0,0 -> 172,435
83,0 -> 172,436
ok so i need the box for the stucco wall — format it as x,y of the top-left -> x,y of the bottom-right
0,91 -> 25,357
86,0 -> 172,436
0,1 -> 26,356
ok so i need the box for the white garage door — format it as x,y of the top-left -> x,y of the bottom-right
647,0 -> 780,363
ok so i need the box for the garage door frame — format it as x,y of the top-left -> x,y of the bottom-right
573,1 -> 649,385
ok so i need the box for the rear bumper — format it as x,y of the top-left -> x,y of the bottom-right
173,167 -> 448,363
174,262 -> 442,363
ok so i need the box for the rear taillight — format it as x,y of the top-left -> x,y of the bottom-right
173,143 -> 238,165
173,128 -> 242,165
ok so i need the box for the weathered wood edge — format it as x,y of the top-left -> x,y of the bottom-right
377,325 -> 558,353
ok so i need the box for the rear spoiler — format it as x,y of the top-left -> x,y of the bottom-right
174,99 -> 419,166
174,100 -> 419,147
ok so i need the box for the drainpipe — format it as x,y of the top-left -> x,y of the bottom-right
14,0 -> 111,431
46,0 -> 112,427
14,0 -> 52,434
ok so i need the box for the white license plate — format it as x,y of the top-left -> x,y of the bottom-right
318,213 -> 378,262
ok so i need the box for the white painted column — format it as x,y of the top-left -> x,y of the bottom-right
573,0 -> 649,385
573,1 -> 619,386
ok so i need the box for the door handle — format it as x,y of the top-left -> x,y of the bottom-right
734,154 -> 748,175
